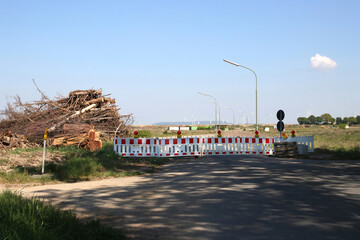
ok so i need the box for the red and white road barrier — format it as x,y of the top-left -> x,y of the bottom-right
114,136 -> 314,157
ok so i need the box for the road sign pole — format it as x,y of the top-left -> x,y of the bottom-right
42,128 -> 47,175
276,110 -> 285,142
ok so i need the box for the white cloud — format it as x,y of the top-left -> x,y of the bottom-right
310,54 -> 337,71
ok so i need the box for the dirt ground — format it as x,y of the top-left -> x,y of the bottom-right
0,149 -> 64,173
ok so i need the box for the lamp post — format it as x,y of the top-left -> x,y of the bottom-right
223,59 -> 258,131
225,106 -> 235,125
198,92 -> 217,127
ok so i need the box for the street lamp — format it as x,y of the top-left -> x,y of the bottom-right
198,92 -> 217,127
223,59 -> 258,131
225,106 -> 235,125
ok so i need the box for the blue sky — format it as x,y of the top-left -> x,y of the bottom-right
1,0 -> 359,125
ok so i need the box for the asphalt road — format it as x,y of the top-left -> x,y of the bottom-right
15,156 -> 360,240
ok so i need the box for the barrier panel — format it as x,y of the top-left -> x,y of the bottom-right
114,136 -> 312,157
278,136 -> 314,154
202,137 -> 239,155
238,137 -> 275,155
114,138 -> 158,157
158,137 -> 202,157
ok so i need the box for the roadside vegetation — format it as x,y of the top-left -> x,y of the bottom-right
0,190 -> 125,240
0,142 -> 165,184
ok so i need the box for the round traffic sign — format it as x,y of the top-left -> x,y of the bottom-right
277,110 -> 285,121
277,120 -> 284,132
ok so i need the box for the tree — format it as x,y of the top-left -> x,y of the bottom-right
321,113 -> 334,124
336,117 -> 343,124
348,117 -> 357,125
297,117 -> 309,125
343,117 -> 349,124
308,115 -> 316,124
356,116 -> 360,125
315,116 -> 322,125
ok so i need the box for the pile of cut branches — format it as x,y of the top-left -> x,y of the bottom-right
0,81 -> 132,149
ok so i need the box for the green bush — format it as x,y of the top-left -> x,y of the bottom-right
138,130 -> 151,138
197,126 -> 214,130
56,157 -> 99,180
339,124 -> 347,129
0,190 -> 125,240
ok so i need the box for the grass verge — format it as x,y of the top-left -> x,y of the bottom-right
0,143 -> 165,184
0,190 -> 125,240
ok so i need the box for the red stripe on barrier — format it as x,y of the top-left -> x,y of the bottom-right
229,152 -> 233,154
183,153 -> 187,155
160,154 -> 162,156
146,139 -> 150,144
215,138 -> 219,144
166,153 -> 170,156
229,138 -> 232,143
208,152 -> 213,155
122,139 -> 126,144
222,152 -> 226,154
138,139 -> 142,144
197,138 -> 200,143
191,153 -> 195,155
173,139 -> 177,144
130,153 -> 134,156
122,153 -> 126,156
174,153 -> 179,156
198,152 -> 201,155
259,139 -> 263,144
222,138 -> 225,143
252,152 -> 256,154
190,138 -> 194,144
203,152 -> 206,155
266,138 -> 269,144
208,139 -> 212,143
215,152 -> 219,154
146,153 -> 151,156
130,139 -> 134,144
138,153 -> 143,156
155,154 -> 158,156
239,138 -> 242,143
272,139 -> 275,143
245,138 -> 249,143
181,139 -> 186,144
246,151 -> 249,154
154,139 -> 157,144
259,152 -> 263,154
115,139 -> 118,144
266,152 -> 270,154
165,139 -> 170,145
203,138 -> 205,143
252,138 -> 256,144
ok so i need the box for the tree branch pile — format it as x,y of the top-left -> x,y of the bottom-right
0,88 -> 132,149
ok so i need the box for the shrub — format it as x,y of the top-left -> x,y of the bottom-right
56,157 -> 99,180
138,130 -> 151,138
339,124 -> 347,129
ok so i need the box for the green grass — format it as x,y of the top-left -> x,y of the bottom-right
0,190 -> 125,240
0,142 -> 164,184
279,125 -> 360,159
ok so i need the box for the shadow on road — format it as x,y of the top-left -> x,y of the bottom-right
25,156 -> 360,240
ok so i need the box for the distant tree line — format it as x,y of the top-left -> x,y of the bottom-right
297,113 -> 360,125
